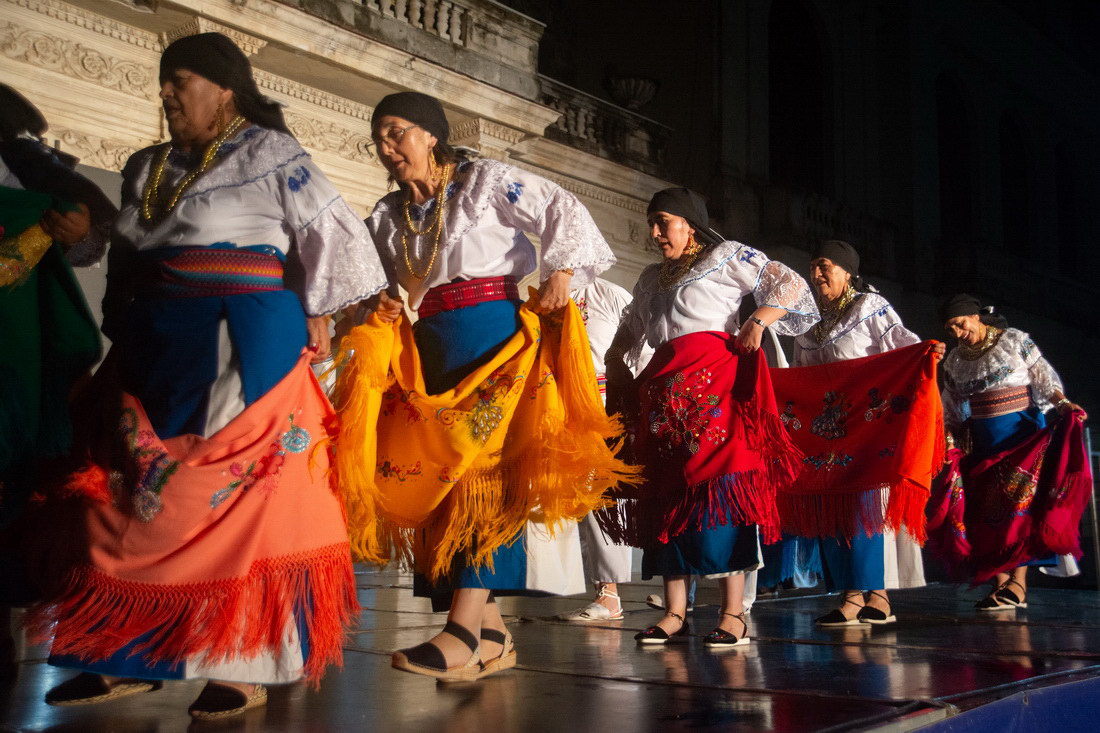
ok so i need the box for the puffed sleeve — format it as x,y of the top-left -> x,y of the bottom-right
492,166 -> 614,288
276,157 -> 388,316
1018,332 -> 1064,411
870,305 -> 922,354
721,246 -> 819,336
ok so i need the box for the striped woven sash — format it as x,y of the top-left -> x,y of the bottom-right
970,385 -> 1030,420
142,246 -> 285,298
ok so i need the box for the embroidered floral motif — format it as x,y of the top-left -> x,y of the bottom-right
575,296 -> 590,323
439,467 -> 459,484
803,451 -> 855,470
287,165 -> 312,192
878,445 -> 897,457
980,445 -> 1048,524
947,473 -> 967,538
1019,338 -> 1037,361
647,368 -> 727,458
210,413 -> 303,508
377,459 -> 423,482
864,388 -> 911,422
382,386 -> 426,423
436,369 -> 524,444
780,401 -> 802,431
810,391 -> 851,440
505,181 -> 525,204
528,370 -> 554,399
118,408 -> 181,522
738,247 -> 760,263
953,365 -> 1013,397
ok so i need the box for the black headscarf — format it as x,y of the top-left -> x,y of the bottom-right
160,32 -> 290,135
646,187 -> 724,245
939,293 -> 1009,329
372,92 -> 450,142
811,239 -> 873,291
0,84 -> 47,142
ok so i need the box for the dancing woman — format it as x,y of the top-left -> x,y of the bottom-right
791,241 -> 940,627
29,33 -> 386,719
604,187 -> 818,647
336,92 -> 633,681
937,294 -> 1088,612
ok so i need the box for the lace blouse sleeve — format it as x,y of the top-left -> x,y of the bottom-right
277,157 -> 388,316
493,167 -> 614,289
1018,332 -> 1064,409
740,254 -> 819,337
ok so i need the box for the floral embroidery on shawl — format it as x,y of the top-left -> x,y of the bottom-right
119,408 -> 182,522
810,391 -> 851,440
505,181 -> 525,203
646,369 -> 727,458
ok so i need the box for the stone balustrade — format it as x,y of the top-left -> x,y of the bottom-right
274,0 -> 544,99
538,75 -> 670,177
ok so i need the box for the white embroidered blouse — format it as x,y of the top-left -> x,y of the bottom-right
793,292 -> 921,367
366,158 -> 614,309
941,327 -> 1064,430
111,126 -> 387,316
620,240 -> 818,361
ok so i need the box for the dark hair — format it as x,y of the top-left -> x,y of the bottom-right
0,84 -> 47,142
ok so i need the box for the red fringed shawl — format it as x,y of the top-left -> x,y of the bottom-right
926,411 -> 1092,583
601,331 -> 802,546
770,342 -> 944,541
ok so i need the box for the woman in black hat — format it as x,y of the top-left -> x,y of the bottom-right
603,187 -> 818,648
339,91 -> 629,682
937,294 -> 1087,611
792,241 -> 941,627
29,32 -> 386,719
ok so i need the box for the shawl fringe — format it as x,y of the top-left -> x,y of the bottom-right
777,478 -> 928,542
24,542 -> 357,687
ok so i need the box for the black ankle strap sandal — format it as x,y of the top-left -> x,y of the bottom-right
705,612 -> 750,646
391,620 -> 482,681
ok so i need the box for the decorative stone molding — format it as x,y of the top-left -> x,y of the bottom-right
0,19 -> 156,99
283,110 -> 374,164
450,118 -> 526,147
162,17 -> 268,56
51,126 -> 140,171
4,0 -> 161,50
253,70 -> 374,122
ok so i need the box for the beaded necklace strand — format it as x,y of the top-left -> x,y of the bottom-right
957,325 -> 1003,360
140,115 -> 247,224
656,239 -> 704,290
811,284 -> 858,344
401,161 -> 454,280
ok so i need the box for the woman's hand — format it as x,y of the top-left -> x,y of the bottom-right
932,341 -> 946,359
537,270 -> 573,313
307,316 -> 332,364
735,318 -> 764,353
375,291 -> 404,323
40,203 -> 91,246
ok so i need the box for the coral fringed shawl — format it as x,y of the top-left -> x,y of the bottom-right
332,291 -> 639,582
926,411 -> 1092,583
25,353 -> 358,686
770,342 -> 944,542
599,331 -> 802,547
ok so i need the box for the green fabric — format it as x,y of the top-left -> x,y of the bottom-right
0,187 -> 100,475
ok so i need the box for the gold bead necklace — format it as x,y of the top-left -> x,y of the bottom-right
141,115 -> 247,224
811,284 -> 858,344
401,161 -> 454,280
957,325 -> 1003,360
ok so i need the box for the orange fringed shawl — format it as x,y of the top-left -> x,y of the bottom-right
333,292 -> 640,582
25,353 -> 358,685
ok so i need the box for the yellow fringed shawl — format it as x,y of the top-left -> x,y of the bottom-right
332,290 -> 640,581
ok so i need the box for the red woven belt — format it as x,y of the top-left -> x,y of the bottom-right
418,276 -> 520,319
970,385 -> 1030,420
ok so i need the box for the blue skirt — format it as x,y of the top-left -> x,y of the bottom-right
642,521 -> 762,580
119,246 -> 305,438
410,299 -> 535,611
758,534 -> 822,588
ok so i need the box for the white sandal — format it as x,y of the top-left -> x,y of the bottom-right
559,587 -> 624,621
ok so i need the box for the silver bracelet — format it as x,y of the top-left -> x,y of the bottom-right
1056,397 -> 1071,408
750,316 -> 766,328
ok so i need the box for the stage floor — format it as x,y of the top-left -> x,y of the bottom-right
4,568 -> 1099,732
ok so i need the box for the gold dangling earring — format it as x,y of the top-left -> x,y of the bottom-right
685,232 -> 699,256
427,151 -> 437,182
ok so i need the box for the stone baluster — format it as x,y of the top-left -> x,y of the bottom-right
408,0 -> 423,27
422,0 -> 438,31
435,1 -> 451,37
